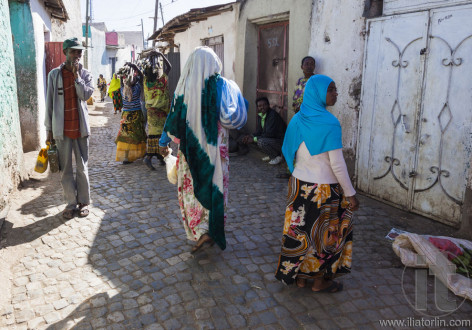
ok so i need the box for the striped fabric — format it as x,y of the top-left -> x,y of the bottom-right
62,68 -> 81,139
218,78 -> 248,130
122,83 -> 142,111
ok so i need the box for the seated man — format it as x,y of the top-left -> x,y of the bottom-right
239,97 -> 286,165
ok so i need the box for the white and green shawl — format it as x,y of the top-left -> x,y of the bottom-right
164,47 -> 227,249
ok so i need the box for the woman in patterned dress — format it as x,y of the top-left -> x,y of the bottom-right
142,51 -> 172,170
276,74 -> 359,292
162,47 -> 247,253
292,56 -> 316,114
115,63 -> 147,164
108,73 -> 123,114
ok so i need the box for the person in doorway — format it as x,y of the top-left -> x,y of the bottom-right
239,97 -> 286,165
275,74 -> 359,292
115,63 -> 147,164
292,56 -> 316,114
45,37 -> 94,219
108,73 -> 122,114
97,74 -> 107,102
161,46 -> 247,254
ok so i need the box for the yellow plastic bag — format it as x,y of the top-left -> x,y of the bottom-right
34,145 -> 49,173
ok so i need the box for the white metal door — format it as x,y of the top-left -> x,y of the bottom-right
357,5 -> 472,225
357,12 -> 429,208
411,5 -> 472,225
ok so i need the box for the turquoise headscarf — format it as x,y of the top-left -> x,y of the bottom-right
282,75 -> 343,172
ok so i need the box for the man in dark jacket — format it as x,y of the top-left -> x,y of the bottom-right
239,97 -> 286,164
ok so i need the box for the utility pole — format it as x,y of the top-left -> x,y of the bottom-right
152,0 -> 159,47
160,2 -> 165,26
84,0 -> 90,69
141,19 -> 145,49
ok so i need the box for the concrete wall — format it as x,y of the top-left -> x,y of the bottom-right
0,0 -> 25,217
173,7 -> 238,81
308,0 -> 367,172
10,0 -> 40,152
235,0 -> 313,132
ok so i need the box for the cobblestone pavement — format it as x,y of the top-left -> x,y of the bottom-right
1,94 -> 471,329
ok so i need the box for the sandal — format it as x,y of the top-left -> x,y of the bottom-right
296,277 -> 306,288
78,204 -> 89,218
62,209 -> 74,220
312,281 -> 343,293
191,233 -> 215,254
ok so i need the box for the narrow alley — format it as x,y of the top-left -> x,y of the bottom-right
1,95 -> 471,329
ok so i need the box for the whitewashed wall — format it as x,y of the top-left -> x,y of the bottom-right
173,8 -> 238,81
235,0 -> 313,131
49,0 -> 82,40
308,0 -> 366,170
29,0 -> 52,148
87,26 -> 107,88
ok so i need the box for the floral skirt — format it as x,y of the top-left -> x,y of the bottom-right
115,110 -> 147,162
275,177 -> 353,285
177,123 -> 229,242
112,90 -> 123,111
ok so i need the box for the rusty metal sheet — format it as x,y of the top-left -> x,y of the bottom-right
257,22 -> 289,122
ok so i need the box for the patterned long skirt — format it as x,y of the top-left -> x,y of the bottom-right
176,122 -> 229,242
146,107 -> 168,156
115,110 -> 147,162
275,177 -> 354,285
112,90 -> 123,111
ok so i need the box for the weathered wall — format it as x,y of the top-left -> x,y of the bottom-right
87,26 -> 106,86
9,0 -> 40,152
173,7 -> 238,81
0,0 -> 25,217
30,0 -> 52,150
235,0 -> 313,132
49,0 -> 82,41
308,0 -> 366,173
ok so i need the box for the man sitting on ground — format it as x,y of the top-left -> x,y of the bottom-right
239,97 -> 286,165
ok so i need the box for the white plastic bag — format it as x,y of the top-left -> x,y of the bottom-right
164,148 -> 177,185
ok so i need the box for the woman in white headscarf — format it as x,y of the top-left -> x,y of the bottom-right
163,47 -> 247,253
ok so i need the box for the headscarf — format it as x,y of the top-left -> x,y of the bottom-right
282,75 -> 343,172
108,73 -> 120,98
164,47 -> 226,249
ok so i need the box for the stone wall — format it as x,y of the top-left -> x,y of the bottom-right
0,0 -> 25,218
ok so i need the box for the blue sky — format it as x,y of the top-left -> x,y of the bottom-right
81,0 -> 234,39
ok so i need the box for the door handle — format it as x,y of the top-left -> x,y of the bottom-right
401,115 -> 410,133
409,171 -> 417,178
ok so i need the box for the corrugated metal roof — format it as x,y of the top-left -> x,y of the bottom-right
148,2 -> 237,45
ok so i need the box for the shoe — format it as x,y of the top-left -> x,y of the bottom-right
312,281 -> 343,293
122,160 -> 131,165
144,157 -> 156,171
62,209 -> 75,220
269,156 -> 283,165
261,156 -> 270,162
191,233 -> 215,254
78,204 -> 89,217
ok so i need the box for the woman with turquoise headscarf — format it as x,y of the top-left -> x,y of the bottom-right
275,75 -> 359,293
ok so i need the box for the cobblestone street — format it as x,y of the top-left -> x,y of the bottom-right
1,95 -> 471,329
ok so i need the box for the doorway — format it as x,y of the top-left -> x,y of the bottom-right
257,21 -> 289,122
